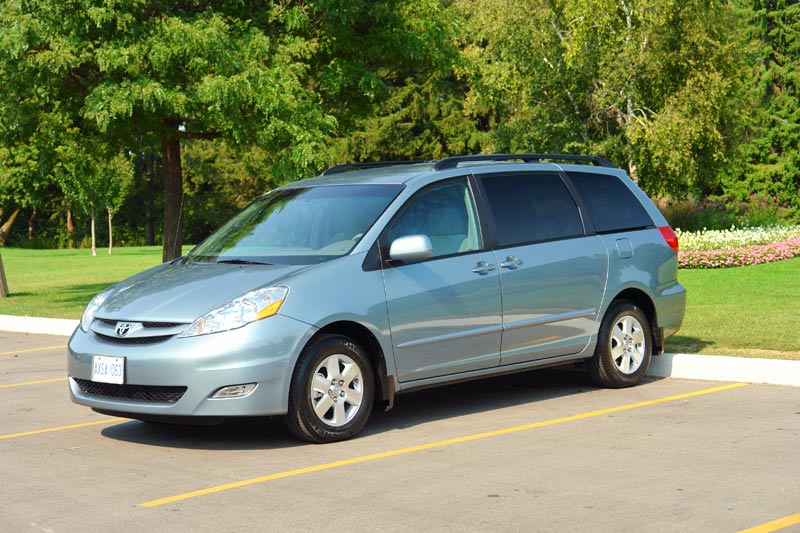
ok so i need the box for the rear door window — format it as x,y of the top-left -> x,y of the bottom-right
480,173 -> 584,247
567,172 -> 653,233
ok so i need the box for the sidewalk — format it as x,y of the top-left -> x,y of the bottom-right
1,314 -> 798,387
0,314 -> 79,336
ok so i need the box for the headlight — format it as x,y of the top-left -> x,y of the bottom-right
80,289 -> 113,332
179,286 -> 288,338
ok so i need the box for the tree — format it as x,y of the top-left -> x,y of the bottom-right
1,1 -> 461,257
459,0 -> 751,199
55,135 -> 133,255
1,1 -> 338,260
732,0 -> 800,215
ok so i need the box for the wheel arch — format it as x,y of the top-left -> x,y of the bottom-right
309,321 -> 394,408
608,288 -> 663,355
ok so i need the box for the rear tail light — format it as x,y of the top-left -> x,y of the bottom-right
658,226 -> 679,254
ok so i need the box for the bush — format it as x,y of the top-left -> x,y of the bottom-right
656,194 -> 795,232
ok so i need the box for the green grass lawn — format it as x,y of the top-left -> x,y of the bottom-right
666,256 -> 800,360
1,247 -> 798,359
0,246 -> 189,318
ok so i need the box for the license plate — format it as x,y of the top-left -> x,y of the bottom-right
91,355 -> 125,385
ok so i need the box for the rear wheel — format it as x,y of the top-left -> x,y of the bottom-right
587,301 -> 652,388
284,335 -> 374,443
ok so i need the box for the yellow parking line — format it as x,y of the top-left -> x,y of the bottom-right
0,345 -> 67,356
139,382 -> 747,508
0,419 -> 118,441
740,512 -> 800,533
0,377 -> 67,389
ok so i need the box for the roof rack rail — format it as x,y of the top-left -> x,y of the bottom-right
432,153 -> 616,171
322,160 -> 428,176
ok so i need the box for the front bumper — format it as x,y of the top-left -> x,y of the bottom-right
67,314 -> 315,418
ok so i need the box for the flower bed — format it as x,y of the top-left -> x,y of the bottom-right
676,225 -> 800,269
675,225 -> 800,250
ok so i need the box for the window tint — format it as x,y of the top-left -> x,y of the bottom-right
568,172 -> 653,233
387,179 -> 482,258
481,174 -> 583,247
189,185 -> 402,264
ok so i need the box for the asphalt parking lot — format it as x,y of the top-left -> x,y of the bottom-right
1,331 -> 798,532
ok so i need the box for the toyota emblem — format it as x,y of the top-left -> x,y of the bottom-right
115,322 -> 134,337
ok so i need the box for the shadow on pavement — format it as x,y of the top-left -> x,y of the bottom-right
100,367 -> 602,451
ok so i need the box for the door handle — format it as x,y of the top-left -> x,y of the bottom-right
500,256 -> 524,269
471,261 -> 497,274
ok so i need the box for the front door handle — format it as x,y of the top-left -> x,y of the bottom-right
472,261 -> 497,274
500,256 -> 524,269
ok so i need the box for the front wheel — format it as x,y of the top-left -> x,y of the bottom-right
587,301 -> 652,388
283,335 -> 374,443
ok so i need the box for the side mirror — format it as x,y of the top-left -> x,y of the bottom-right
389,235 -> 433,263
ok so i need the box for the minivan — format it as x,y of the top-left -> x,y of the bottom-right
68,154 -> 686,442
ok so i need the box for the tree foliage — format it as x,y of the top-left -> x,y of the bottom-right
0,0 -> 797,251
732,0 -> 800,214
460,0 -> 752,198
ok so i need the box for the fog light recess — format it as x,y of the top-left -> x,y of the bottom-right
211,383 -> 258,399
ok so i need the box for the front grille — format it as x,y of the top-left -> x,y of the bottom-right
94,332 -> 173,345
74,378 -> 187,404
97,319 -> 184,329
91,318 -> 186,344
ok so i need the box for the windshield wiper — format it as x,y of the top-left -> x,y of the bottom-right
216,258 -> 271,265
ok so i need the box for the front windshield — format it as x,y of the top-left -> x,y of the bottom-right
188,184 -> 403,265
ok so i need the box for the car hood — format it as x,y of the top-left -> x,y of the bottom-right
95,260 -> 311,323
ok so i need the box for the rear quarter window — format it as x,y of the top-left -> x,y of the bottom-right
568,172 -> 653,233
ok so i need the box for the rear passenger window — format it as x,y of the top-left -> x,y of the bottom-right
568,172 -> 653,233
481,174 -> 584,247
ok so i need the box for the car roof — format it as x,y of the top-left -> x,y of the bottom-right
281,163 -> 436,188
278,154 -> 622,189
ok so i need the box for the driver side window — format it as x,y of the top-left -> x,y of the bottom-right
387,179 -> 482,258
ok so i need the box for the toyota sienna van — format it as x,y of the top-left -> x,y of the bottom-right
68,154 -> 686,442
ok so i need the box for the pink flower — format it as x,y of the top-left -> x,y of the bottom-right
679,236 -> 800,269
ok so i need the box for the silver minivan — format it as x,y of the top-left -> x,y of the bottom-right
68,154 -> 686,442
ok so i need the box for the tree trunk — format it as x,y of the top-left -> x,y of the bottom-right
91,206 -> 97,257
145,152 -> 156,246
28,207 -> 37,240
0,207 -> 21,246
0,252 -> 8,297
66,205 -> 75,233
66,202 -> 75,249
107,208 -> 113,255
145,204 -> 155,246
162,131 -> 183,262
628,159 -> 639,184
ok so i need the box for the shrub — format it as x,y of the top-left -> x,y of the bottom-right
655,194 -> 794,232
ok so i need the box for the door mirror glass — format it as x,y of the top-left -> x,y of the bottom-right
389,235 -> 433,263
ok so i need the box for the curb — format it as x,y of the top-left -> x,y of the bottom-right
0,314 -> 79,337
648,352 -> 800,387
1,314 -> 798,387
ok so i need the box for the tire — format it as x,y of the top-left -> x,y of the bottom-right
587,301 -> 652,388
283,334 -> 375,443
